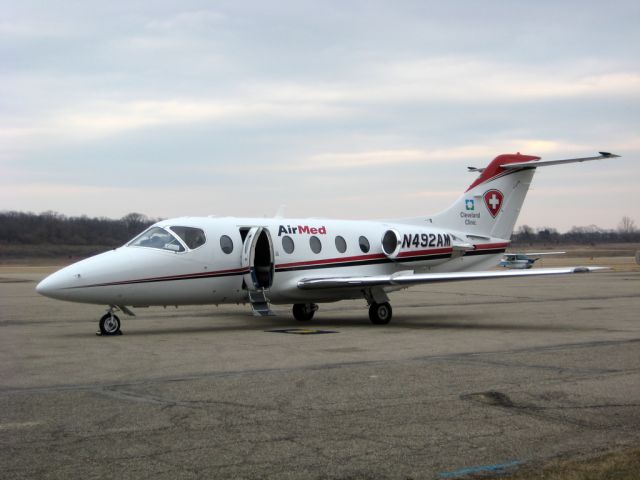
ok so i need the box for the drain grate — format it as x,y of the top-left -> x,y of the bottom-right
267,328 -> 338,335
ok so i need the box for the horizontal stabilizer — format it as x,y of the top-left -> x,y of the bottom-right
298,266 -> 608,290
502,152 -> 619,170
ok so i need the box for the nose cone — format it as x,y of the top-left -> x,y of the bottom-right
36,270 -> 76,300
36,276 -> 51,296
34,248 -> 145,304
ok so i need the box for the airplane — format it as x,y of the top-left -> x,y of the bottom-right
499,251 -> 566,269
36,151 -> 619,335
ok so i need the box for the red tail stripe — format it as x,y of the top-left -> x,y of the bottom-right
466,153 -> 540,192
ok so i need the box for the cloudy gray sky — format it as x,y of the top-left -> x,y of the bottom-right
2,0 -> 639,231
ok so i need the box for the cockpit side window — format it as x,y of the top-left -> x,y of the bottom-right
129,227 -> 185,252
170,226 -> 206,250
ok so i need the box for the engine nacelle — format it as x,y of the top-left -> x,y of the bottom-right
381,229 -> 402,258
381,227 -> 459,266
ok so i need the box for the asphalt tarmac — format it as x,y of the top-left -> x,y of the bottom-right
1,263 -> 639,479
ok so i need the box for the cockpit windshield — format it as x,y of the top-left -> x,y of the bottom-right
128,227 -> 185,252
170,226 -> 206,250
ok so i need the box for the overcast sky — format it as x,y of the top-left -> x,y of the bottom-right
2,1 -> 639,231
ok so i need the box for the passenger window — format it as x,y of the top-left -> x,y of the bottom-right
170,226 -> 206,250
309,236 -> 322,254
359,236 -> 370,253
335,235 -> 347,253
220,235 -> 234,254
129,227 -> 185,252
282,235 -> 295,254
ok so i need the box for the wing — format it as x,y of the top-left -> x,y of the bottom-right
297,267 -> 607,290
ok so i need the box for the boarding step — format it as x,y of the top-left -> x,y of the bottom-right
248,289 -> 275,316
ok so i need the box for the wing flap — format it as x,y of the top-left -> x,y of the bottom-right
297,267 -> 607,290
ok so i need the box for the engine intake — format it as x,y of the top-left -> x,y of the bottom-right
381,229 -> 401,258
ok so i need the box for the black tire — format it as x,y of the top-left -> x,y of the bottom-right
292,303 -> 316,322
369,302 -> 392,325
99,313 -> 121,335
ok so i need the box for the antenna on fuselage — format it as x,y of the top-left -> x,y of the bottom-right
274,205 -> 287,218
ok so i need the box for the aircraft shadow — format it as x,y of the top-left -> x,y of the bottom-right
308,313 -> 607,332
61,311 -> 609,337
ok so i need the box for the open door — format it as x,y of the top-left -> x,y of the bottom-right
241,227 -> 274,291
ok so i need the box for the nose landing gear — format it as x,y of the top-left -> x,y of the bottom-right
97,305 -> 133,336
98,311 -> 121,335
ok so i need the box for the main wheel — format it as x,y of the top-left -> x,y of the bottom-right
99,313 -> 121,335
292,303 -> 317,322
369,302 -> 392,324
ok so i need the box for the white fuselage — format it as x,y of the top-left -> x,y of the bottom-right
36,216 -> 508,306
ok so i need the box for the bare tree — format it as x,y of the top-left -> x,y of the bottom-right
618,216 -> 636,233
122,212 -> 149,235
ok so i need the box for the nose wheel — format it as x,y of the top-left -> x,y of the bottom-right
98,312 -> 122,336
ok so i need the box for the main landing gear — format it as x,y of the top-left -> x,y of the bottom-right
291,301 -> 393,324
292,303 -> 318,322
369,302 -> 392,325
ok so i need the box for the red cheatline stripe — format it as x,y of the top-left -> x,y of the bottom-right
73,245 -> 507,289
127,266 -> 249,282
275,249 -> 454,270
276,253 -> 387,269
396,247 -> 452,258
69,266 -> 250,289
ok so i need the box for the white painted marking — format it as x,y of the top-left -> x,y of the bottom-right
489,194 -> 500,209
0,421 -> 41,430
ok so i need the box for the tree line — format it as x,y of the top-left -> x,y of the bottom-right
0,211 -> 157,246
512,217 -> 639,246
0,211 -> 637,249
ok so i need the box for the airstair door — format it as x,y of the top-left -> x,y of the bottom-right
241,227 -> 275,315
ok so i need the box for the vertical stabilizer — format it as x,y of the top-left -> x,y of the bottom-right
430,153 -> 539,240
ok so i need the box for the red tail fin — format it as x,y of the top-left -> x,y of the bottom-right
466,153 -> 540,192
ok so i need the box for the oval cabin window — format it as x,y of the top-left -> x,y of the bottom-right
282,235 -> 295,254
220,235 -> 234,254
309,236 -> 322,254
359,236 -> 370,253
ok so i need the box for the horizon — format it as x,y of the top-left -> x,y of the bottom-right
1,208 -> 635,235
